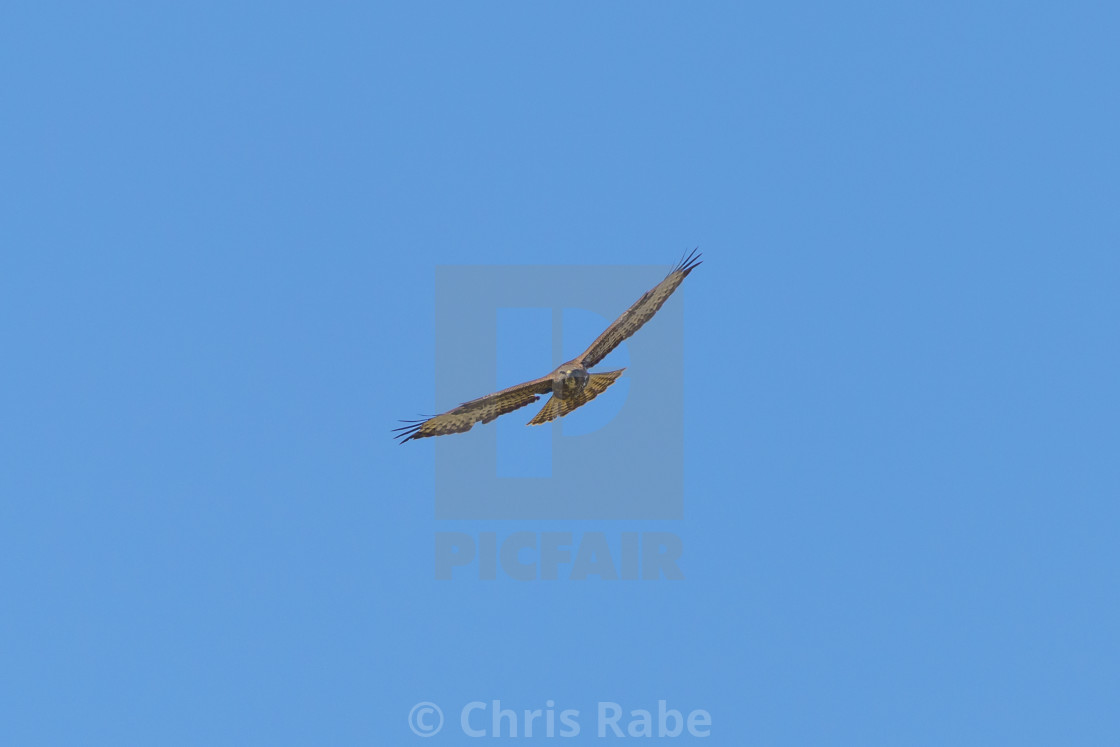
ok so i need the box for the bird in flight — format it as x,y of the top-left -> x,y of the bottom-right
393,249 -> 702,443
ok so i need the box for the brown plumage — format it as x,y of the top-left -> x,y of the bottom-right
394,249 -> 701,443
526,369 -> 625,426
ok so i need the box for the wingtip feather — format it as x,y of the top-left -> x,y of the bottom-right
392,416 -> 432,443
668,247 -> 702,277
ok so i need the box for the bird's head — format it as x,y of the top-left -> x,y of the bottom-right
552,366 -> 588,396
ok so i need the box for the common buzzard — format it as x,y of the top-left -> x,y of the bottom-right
394,249 -> 701,443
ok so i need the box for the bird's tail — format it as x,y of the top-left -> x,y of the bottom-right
527,369 -> 625,425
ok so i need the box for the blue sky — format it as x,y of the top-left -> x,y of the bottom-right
2,2 -> 1118,744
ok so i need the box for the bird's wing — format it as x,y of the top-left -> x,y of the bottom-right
527,369 -> 625,425
575,248 -> 702,369
393,376 -> 553,443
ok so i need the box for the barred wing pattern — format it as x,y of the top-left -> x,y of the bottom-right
576,248 -> 702,369
393,376 -> 553,443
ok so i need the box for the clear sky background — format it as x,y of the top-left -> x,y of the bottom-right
2,2 -> 1118,744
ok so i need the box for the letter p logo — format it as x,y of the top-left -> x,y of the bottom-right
432,262 -> 686,520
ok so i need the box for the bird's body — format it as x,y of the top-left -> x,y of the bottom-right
394,249 -> 701,443
549,362 -> 588,398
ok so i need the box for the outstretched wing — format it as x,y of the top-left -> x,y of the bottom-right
575,248 -> 702,369
393,376 -> 553,443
